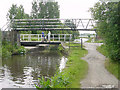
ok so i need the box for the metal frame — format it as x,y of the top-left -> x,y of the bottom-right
12,19 -> 96,31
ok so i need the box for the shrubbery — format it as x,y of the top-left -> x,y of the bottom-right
2,41 -> 26,59
90,1 -> 120,62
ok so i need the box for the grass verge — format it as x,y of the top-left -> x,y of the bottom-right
36,43 -> 88,88
65,44 -> 88,88
97,44 -> 119,80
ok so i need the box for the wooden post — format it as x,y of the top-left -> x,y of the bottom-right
81,38 -> 83,48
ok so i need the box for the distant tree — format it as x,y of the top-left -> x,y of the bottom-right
31,0 -> 60,19
31,1 -> 38,18
7,4 -> 30,20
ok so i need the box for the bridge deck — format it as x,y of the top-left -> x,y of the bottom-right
21,41 -> 61,46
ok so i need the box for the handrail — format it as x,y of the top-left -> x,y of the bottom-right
20,34 -> 72,42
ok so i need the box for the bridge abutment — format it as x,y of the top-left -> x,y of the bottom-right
12,30 -> 20,46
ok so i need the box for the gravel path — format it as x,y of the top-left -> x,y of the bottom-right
80,43 -> 118,89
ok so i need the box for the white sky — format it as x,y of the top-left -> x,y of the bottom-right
0,0 -> 98,33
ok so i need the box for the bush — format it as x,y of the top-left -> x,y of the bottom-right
90,2 -> 120,62
17,46 -> 26,54
2,41 -> 26,59
2,47 -> 12,58
36,72 -> 69,88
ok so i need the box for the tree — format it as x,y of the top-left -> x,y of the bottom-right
7,4 -> 30,20
31,0 -> 60,19
31,1 -> 38,18
90,1 -> 120,62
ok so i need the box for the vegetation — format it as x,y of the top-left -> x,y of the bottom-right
90,1 -> 120,62
94,39 -> 103,43
97,44 -> 108,57
86,37 -> 104,43
2,41 -> 26,59
7,4 -> 29,20
36,43 -> 88,88
97,45 -> 119,80
86,37 -> 93,43
31,0 -> 59,19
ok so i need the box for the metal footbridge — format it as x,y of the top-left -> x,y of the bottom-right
20,34 -> 72,46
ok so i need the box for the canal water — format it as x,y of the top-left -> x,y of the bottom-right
0,46 -> 67,89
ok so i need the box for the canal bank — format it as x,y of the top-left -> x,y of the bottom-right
0,41 -> 88,88
36,43 -> 88,88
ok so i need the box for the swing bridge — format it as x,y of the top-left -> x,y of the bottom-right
2,18 -> 96,46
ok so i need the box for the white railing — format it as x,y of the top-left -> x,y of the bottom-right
20,34 -> 72,42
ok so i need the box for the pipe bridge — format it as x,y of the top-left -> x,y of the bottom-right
12,18 -> 96,31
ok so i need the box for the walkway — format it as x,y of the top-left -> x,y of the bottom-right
80,43 -> 118,89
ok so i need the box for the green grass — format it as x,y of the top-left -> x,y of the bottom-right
86,38 -> 93,43
97,44 -> 108,57
94,40 -> 104,43
65,44 -> 88,88
97,44 -> 119,80
105,59 -> 119,80
36,43 -> 88,88
87,37 -> 103,43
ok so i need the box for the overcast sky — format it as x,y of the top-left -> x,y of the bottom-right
0,0 -> 99,33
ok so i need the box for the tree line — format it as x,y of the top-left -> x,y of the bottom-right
90,1 -> 120,62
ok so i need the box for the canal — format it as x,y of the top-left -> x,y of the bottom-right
0,46 -> 67,88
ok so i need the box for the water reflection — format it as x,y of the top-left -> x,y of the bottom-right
0,47 -> 66,88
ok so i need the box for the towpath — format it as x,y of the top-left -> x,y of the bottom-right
80,43 -> 118,89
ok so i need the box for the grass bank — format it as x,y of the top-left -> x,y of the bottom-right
97,44 -> 119,80
65,43 -> 88,88
36,43 -> 88,88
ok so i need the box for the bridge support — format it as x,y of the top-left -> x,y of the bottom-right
12,30 -> 20,46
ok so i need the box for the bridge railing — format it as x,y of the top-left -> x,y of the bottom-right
20,34 -> 72,42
